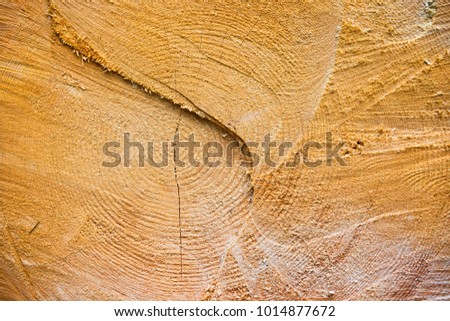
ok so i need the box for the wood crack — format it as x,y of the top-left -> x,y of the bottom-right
173,110 -> 183,280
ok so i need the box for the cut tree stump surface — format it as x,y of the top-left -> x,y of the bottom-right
0,0 -> 449,300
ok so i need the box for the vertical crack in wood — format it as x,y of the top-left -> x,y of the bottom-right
173,110 -> 183,280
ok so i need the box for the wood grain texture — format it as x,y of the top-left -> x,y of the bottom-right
1,0 -> 449,300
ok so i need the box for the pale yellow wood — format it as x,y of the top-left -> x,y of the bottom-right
0,0 -> 449,300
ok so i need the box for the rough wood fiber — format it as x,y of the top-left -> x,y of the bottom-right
1,0 -> 449,300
